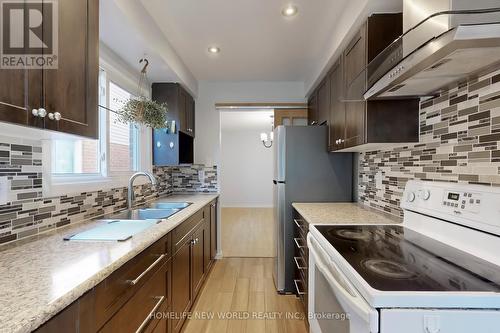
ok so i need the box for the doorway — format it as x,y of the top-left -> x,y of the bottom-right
219,110 -> 275,257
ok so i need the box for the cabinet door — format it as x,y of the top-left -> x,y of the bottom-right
203,218 -> 211,273
307,92 -> 318,125
100,261 -> 169,333
43,0 -> 99,138
178,89 -> 188,133
344,24 -> 367,148
317,78 -> 330,126
0,1 -> 42,128
329,59 -> 346,151
191,225 -> 205,298
210,202 -> 217,261
344,24 -> 366,90
185,96 -> 195,137
344,102 -> 365,148
172,239 -> 192,333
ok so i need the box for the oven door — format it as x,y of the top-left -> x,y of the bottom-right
307,233 -> 379,333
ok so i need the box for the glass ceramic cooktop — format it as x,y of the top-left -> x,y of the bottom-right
315,225 -> 500,292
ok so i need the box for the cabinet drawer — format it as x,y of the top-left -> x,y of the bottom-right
100,260 -> 170,333
95,239 -> 167,329
172,210 -> 204,254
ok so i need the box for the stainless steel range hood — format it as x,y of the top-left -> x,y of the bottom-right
364,5 -> 500,100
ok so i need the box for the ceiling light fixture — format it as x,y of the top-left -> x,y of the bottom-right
208,46 -> 220,54
281,4 -> 298,17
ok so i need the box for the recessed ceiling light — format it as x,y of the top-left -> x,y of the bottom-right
282,4 -> 298,17
208,46 -> 220,54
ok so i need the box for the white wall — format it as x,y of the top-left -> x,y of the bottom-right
220,123 -> 274,208
194,81 -> 305,166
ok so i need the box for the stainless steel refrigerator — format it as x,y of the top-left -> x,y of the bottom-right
272,125 -> 352,293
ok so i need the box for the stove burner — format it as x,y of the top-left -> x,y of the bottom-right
362,259 -> 418,280
333,228 -> 372,241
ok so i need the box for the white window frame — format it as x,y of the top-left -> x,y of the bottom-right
44,53 -> 152,197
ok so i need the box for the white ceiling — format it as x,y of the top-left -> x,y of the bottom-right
221,110 -> 274,131
99,0 -> 178,83
140,0 -> 349,82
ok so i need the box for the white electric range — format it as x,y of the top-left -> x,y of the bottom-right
307,180 -> 500,333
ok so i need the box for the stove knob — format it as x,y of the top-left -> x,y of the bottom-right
406,191 -> 416,203
422,190 -> 431,201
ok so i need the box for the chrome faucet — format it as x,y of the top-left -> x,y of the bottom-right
128,171 -> 158,208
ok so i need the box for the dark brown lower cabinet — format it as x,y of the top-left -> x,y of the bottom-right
210,201 -> 217,263
192,223 -> 206,298
172,238 -> 192,333
34,199 -> 219,333
100,260 -> 170,333
293,209 -> 309,319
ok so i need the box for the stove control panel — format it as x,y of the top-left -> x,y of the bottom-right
402,180 -> 500,236
442,190 -> 481,213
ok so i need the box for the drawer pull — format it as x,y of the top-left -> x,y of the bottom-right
294,237 -> 306,249
293,219 -> 304,231
127,254 -> 165,286
294,279 -> 306,296
135,295 -> 165,333
294,256 -> 307,270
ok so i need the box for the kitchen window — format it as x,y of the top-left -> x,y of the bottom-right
47,66 -> 150,195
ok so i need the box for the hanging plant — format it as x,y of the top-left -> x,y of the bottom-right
117,58 -> 168,129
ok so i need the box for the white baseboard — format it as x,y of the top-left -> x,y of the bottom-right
215,250 -> 223,259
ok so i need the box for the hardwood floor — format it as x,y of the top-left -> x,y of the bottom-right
182,258 -> 308,333
221,208 -> 274,257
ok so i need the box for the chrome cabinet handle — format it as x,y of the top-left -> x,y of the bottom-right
135,296 -> 165,333
294,237 -> 306,249
294,279 -> 306,295
126,254 -> 165,286
294,256 -> 307,270
48,112 -> 61,121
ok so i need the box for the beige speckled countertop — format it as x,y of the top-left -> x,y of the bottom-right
292,202 -> 401,225
0,193 -> 218,333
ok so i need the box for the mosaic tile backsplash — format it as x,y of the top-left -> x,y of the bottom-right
171,165 -> 218,193
359,67 -> 500,217
0,140 -> 218,245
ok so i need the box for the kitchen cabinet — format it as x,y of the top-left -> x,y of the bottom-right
152,83 -> 195,166
329,59 -> 346,150
209,201 -> 217,265
99,260 -> 170,333
172,238 -> 192,333
0,0 -> 99,139
292,210 -> 309,318
317,78 -> 330,126
308,13 -> 419,152
307,91 -> 318,125
34,200 -> 218,333
191,223 -> 206,298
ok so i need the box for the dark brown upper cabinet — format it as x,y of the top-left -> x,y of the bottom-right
308,13 -> 420,152
152,83 -> 195,166
307,90 -> 318,125
329,58 -> 346,151
317,77 -> 330,126
0,0 -> 99,139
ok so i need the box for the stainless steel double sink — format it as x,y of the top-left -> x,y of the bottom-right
105,202 -> 192,221
64,201 -> 192,241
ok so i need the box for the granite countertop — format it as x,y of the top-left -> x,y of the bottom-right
292,202 -> 402,225
0,193 -> 218,333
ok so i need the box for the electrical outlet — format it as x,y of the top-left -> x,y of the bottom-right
198,169 -> 205,182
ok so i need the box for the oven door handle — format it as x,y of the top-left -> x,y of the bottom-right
307,234 -> 379,333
